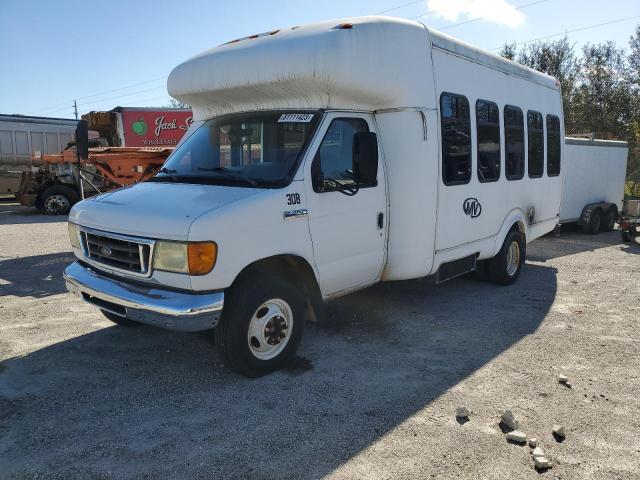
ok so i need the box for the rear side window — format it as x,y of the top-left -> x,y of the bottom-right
547,115 -> 561,176
504,106 -> 525,180
527,111 -> 544,178
476,100 -> 500,182
440,93 -> 471,185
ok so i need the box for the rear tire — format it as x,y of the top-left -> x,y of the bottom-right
487,229 -> 525,286
215,274 -> 306,377
582,209 -> 602,234
601,208 -> 616,232
100,309 -> 141,327
38,185 -> 80,215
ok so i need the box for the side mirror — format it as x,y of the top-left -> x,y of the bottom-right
75,120 -> 89,160
353,132 -> 378,185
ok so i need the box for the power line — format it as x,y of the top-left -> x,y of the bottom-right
374,0 -> 424,15
26,75 -> 168,115
489,14 -> 640,51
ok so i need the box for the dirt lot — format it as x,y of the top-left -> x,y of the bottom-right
1,200 -> 639,480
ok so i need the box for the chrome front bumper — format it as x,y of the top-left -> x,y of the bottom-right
64,262 -> 224,332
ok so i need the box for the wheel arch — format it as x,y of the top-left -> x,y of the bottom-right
232,254 -> 324,321
492,208 -> 528,257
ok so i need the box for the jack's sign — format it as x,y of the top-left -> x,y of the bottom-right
121,110 -> 193,147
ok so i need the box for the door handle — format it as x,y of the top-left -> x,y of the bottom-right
377,212 -> 384,229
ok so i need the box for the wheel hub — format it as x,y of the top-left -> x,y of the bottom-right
247,299 -> 293,360
506,241 -> 520,277
264,315 -> 288,345
44,194 -> 70,215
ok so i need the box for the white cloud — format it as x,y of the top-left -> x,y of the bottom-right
425,0 -> 525,28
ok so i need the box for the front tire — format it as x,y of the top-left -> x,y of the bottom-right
215,274 -> 306,377
38,185 -> 79,215
487,229 -> 525,285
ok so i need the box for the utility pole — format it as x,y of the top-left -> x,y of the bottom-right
73,100 -> 78,120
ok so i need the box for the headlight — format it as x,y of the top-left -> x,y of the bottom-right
153,241 -> 217,275
67,222 -> 80,249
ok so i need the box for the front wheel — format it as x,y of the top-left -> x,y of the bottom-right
38,185 -> 80,215
215,274 -> 306,377
487,229 -> 525,285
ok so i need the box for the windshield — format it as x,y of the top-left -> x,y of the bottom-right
150,111 -> 320,188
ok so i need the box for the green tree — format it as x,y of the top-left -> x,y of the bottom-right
571,42 -> 631,139
167,98 -> 190,109
514,37 -> 580,131
499,42 -> 517,61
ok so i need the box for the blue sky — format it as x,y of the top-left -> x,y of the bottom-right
1,0 -> 639,118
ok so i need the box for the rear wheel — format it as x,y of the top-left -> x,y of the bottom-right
215,274 -> 306,377
487,229 -> 525,285
38,185 -> 80,215
601,208 -> 616,232
100,309 -> 141,327
582,209 -> 602,234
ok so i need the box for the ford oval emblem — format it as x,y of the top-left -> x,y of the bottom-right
100,246 -> 112,256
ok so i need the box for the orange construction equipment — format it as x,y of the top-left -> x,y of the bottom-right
41,146 -> 173,185
16,145 -> 173,215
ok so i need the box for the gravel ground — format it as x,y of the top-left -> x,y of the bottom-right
1,200 -> 639,479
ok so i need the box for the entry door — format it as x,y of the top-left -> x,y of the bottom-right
304,113 -> 387,296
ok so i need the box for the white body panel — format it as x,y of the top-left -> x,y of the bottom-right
560,138 -> 628,222
70,16 -> 567,299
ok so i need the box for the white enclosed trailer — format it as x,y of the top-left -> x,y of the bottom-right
65,17 -> 565,376
560,137 -> 628,233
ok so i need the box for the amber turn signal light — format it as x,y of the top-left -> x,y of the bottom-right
187,242 -> 217,275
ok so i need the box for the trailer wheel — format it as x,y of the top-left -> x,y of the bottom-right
601,208 -> 616,232
39,185 -> 79,215
487,229 -> 525,286
100,309 -> 142,327
582,209 -> 602,234
215,274 -> 306,377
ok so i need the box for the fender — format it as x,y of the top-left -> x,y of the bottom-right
492,208 -> 528,257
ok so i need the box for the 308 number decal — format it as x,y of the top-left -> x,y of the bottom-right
286,193 -> 301,205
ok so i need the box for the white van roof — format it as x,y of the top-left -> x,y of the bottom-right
168,16 -> 559,121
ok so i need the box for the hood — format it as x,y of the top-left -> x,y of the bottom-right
69,182 -> 264,241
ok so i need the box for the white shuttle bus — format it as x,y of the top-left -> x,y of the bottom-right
64,17 -> 564,376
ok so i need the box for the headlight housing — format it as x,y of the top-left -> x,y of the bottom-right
67,222 -> 80,249
153,241 -> 217,275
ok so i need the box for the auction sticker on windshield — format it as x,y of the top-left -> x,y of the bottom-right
278,113 -> 314,123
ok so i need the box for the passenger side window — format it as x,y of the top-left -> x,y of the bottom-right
504,106 -> 525,180
312,118 -> 371,192
547,115 -> 561,176
441,93 -> 471,185
527,111 -> 544,178
476,100 -> 501,182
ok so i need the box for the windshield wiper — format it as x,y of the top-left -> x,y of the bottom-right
154,167 -> 179,182
197,167 -> 259,187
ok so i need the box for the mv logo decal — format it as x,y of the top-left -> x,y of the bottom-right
463,198 -> 482,218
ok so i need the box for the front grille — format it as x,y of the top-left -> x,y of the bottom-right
79,228 -> 153,276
